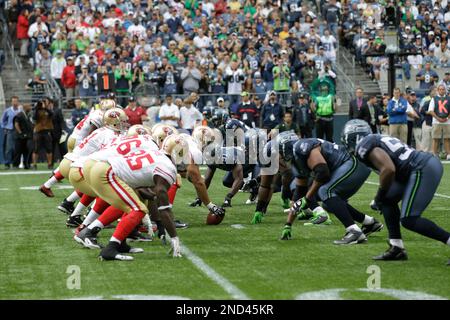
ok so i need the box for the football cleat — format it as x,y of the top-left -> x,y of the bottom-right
118,241 -> 144,254
361,219 -> 384,236
246,191 -> 258,204
304,212 -> 332,226
99,242 -> 134,261
74,224 -> 86,237
333,229 -> 367,245
373,244 -> 408,261
297,209 -> 314,220
74,226 -> 103,249
174,220 -> 189,229
281,198 -> 290,209
66,215 -> 84,228
127,228 -> 153,242
39,185 -> 54,197
57,199 -> 75,214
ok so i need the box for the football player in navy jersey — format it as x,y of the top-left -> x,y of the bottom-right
280,136 -> 383,244
251,132 -> 330,225
342,119 -> 450,264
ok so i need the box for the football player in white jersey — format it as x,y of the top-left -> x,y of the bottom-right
64,108 -> 129,227
165,130 -> 226,220
72,125 -> 159,239
38,98 -> 116,210
78,141 -> 181,260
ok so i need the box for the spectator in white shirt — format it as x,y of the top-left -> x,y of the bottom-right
127,19 -> 146,38
179,97 -> 203,133
50,50 -> 66,91
193,29 -> 211,52
159,95 -> 180,128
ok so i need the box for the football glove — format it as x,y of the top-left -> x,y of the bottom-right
280,224 -> 292,240
189,198 -> 202,207
141,214 -> 154,238
207,202 -> 225,216
251,211 -> 264,224
291,197 -> 310,215
169,236 -> 182,258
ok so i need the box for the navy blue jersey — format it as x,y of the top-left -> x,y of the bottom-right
292,138 -> 351,178
208,147 -> 246,171
355,134 -> 433,182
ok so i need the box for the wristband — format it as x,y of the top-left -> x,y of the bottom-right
158,204 -> 172,211
207,202 -> 215,210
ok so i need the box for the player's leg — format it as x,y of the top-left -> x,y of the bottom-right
67,136 -> 76,153
88,161 -> 147,260
400,157 -> 450,254
318,158 -> 371,244
222,164 -> 244,207
80,197 -> 111,229
251,174 -> 274,224
67,167 -> 97,227
39,158 -> 71,197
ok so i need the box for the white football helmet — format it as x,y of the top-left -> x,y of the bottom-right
103,108 -> 129,132
192,125 -> 216,151
152,124 -> 178,148
127,124 -> 151,136
161,134 -> 189,165
99,98 -> 116,111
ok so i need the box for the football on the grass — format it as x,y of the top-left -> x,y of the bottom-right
206,212 -> 224,225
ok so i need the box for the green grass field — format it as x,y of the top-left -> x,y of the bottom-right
0,164 -> 449,300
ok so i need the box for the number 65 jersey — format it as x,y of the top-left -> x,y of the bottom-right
106,149 -> 177,189
355,134 -> 433,182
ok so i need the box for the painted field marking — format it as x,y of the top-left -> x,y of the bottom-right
0,170 -> 52,175
181,244 -> 250,300
364,181 -> 450,199
20,185 -> 73,191
296,288 -> 447,300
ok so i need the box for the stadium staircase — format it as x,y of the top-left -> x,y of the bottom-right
1,22 -> 33,105
335,46 -> 382,111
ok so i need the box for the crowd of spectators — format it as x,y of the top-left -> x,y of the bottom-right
1,96 -> 67,169
4,0 -> 338,110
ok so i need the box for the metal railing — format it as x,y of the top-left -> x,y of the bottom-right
2,22 -> 22,73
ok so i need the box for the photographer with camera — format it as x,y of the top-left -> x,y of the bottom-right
31,99 -> 54,170
12,104 -> 33,169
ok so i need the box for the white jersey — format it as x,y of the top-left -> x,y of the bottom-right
187,138 -> 204,165
69,109 -> 104,145
67,127 -> 119,163
88,134 -> 159,163
108,149 -> 177,188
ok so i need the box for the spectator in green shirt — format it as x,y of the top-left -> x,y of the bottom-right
272,55 -> 290,106
50,33 -> 68,54
115,61 -> 132,107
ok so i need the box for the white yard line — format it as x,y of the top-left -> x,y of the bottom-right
181,244 -> 250,300
20,185 -> 73,190
364,181 -> 450,199
0,170 -> 52,175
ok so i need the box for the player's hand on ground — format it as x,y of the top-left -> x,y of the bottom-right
291,197 -> 310,215
280,224 -> 292,240
207,203 -> 225,216
189,198 -> 202,207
